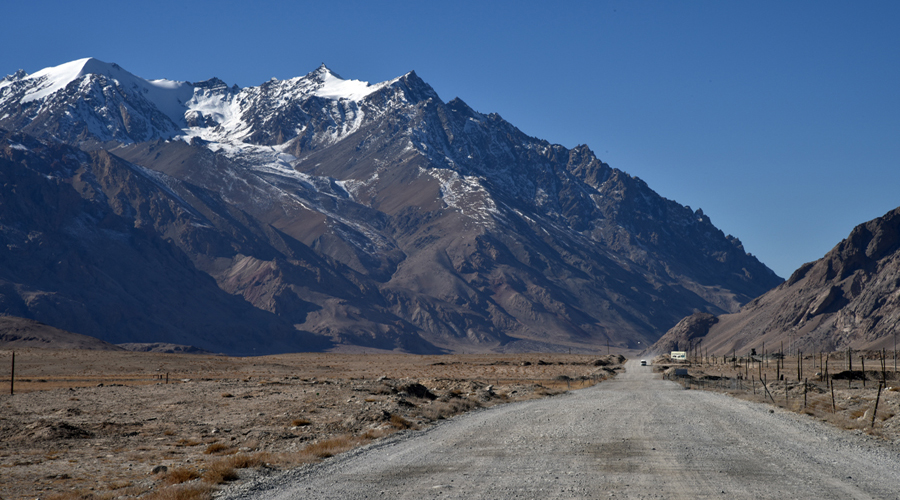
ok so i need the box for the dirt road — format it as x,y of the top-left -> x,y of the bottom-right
221,360 -> 900,499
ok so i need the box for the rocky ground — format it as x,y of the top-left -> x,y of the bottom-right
0,349 -> 623,500
652,352 -> 900,443
218,360 -> 900,500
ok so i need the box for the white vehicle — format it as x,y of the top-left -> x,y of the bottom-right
640,359 -> 647,366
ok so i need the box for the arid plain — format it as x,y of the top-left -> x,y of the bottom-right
0,349 -> 623,500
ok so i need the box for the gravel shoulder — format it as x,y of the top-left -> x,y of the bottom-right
221,360 -> 900,499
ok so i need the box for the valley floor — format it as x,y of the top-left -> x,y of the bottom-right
0,349 -> 620,499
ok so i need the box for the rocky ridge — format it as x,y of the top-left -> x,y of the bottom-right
650,206 -> 900,355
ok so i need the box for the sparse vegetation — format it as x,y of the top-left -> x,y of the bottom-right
300,434 -> 366,459
203,443 -> 232,455
0,349 -> 621,499
659,352 -> 900,439
389,414 -> 414,429
163,466 -> 201,485
202,459 -> 239,484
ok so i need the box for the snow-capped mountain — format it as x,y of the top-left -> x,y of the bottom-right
0,58 -> 782,354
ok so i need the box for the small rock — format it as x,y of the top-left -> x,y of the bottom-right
151,465 -> 168,474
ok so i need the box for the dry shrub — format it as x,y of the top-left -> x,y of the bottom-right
202,459 -> 239,484
420,399 -> 478,420
389,414 -> 413,429
203,443 -> 232,455
360,427 -> 392,440
143,483 -> 217,500
300,435 -> 363,459
176,438 -> 202,447
163,430 -> 176,436
291,418 -> 311,427
163,466 -> 200,485
225,452 -> 268,468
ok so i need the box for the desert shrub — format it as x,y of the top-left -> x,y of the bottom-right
203,443 -> 232,455
162,466 -> 200,485
226,452 -> 268,468
300,435 -> 362,459
202,460 -> 239,484
389,414 -> 413,429
360,427 -> 392,440
291,418 -> 311,427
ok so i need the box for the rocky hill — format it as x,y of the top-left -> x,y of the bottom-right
0,59 -> 782,354
651,206 -> 900,355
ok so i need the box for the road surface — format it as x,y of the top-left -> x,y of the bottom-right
222,360 -> 900,499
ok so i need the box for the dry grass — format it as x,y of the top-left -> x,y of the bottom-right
299,435 -> 366,459
203,443 -> 233,455
0,350 -> 622,500
162,466 -> 201,485
201,460 -> 239,484
389,414 -> 413,429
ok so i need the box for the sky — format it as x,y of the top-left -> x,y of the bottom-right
3,0 -> 899,279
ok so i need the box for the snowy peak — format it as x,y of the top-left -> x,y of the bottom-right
298,63 -> 391,102
18,58 -> 193,120
0,57 -> 194,141
0,59 -> 442,148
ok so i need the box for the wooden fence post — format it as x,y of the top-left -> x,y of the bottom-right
9,351 -> 13,396
803,378 -> 807,409
871,381 -> 884,427
831,382 -> 836,414
760,377 -> 776,405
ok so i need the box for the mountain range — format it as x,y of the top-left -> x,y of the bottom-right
0,58 -> 782,354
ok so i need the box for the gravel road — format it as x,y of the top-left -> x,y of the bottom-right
220,360 -> 900,499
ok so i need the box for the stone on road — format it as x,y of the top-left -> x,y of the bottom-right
223,360 -> 900,499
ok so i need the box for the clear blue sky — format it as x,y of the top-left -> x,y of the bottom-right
4,0 -> 899,279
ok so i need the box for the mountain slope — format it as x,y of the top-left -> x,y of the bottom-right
0,59 -> 783,353
651,206 -> 900,355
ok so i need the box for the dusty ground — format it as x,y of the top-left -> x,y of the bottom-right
652,351 -> 900,443
0,349 -> 623,500
219,360 -> 900,500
